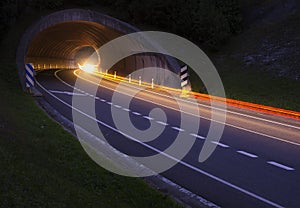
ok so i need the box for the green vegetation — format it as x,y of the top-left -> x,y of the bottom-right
0,63 -> 182,207
219,68 -> 300,111
188,57 -> 300,111
97,0 -> 242,48
0,0 -> 242,48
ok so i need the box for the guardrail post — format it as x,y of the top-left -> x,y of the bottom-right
139,76 -> 141,86
151,78 -> 154,89
114,71 -> 117,79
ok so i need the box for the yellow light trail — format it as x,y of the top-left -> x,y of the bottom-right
80,68 -> 300,120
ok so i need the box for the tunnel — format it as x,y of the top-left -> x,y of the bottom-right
17,9 -> 180,90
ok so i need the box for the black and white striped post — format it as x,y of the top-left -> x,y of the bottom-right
25,63 -> 35,93
180,65 -> 191,97
180,65 -> 189,88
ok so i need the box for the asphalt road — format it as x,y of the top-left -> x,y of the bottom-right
35,69 -> 300,208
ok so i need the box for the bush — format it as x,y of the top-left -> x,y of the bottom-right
0,0 -> 18,39
126,0 -> 242,48
27,0 -> 64,10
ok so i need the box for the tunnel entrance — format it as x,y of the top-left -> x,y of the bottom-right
25,20 -> 121,70
17,9 -> 180,90
74,46 -> 99,67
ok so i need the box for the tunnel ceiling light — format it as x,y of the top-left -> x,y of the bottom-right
78,63 -> 96,73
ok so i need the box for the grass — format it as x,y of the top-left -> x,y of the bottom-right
0,63 -> 182,207
190,11 -> 300,112
189,60 -> 300,112
219,68 -> 300,111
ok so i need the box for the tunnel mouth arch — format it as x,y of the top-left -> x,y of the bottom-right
17,8 -> 180,90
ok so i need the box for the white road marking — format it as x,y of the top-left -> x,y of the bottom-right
211,141 -> 229,148
74,88 -> 84,93
100,98 -> 106,102
37,76 -> 285,208
113,104 -> 122,108
143,116 -> 154,120
122,108 -> 131,112
156,121 -> 168,126
106,102 -> 112,105
267,161 -> 295,171
76,70 -> 300,130
237,150 -> 258,158
190,133 -> 205,140
132,111 -> 141,116
71,69 -> 300,147
49,90 -> 86,96
171,126 -> 185,132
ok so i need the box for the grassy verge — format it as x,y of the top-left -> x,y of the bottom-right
0,63 -> 182,207
190,65 -> 300,112
219,68 -> 300,111
189,12 -> 300,112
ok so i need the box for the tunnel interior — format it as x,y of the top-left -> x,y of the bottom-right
25,21 -> 121,70
19,9 -> 180,89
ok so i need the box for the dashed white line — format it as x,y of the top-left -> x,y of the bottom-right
237,150 -> 258,158
132,111 -> 141,116
267,161 -> 295,171
73,69 -> 300,148
156,121 -> 168,126
189,133 -> 205,140
39,74 -> 286,208
143,115 -> 154,120
171,126 -> 185,132
211,141 -> 229,148
113,104 -> 122,108
122,108 -> 131,112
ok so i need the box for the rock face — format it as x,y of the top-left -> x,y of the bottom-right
216,0 -> 300,80
17,9 -> 180,90
242,36 -> 300,80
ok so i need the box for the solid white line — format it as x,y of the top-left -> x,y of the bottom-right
122,108 -> 131,112
190,133 -> 206,140
106,102 -> 112,105
113,104 -> 122,108
237,150 -> 258,158
71,70 -> 300,147
143,116 -> 154,120
156,121 -> 168,126
81,70 -> 300,130
49,90 -> 86,96
171,126 -> 185,132
267,161 -> 295,171
211,141 -> 229,148
36,77 -> 285,208
132,111 -> 141,116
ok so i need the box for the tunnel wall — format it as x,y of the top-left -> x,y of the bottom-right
17,9 -> 180,90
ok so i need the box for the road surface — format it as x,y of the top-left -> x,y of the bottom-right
35,69 -> 300,208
